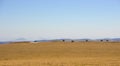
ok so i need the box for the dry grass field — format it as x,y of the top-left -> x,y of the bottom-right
0,42 -> 120,66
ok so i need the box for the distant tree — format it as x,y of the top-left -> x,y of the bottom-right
62,40 -> 65,42
100,40 -> 103,42
106,40 -> 109,42
85,40 -> 88,42
71,40 -> 74,43
34,41 -> 37,42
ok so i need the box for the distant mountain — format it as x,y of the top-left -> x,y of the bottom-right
0,42 -> 5,44
34,40 -> 51,42
0,42 -> 9,44
95,38 -> 120,42
1,38 -> 120,44
33,39 -> 72,42
75,38 -> 91,40
15,38 -> 26,41
111,38 -> 120,41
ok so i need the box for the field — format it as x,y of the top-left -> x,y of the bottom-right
0,42 -> 120,66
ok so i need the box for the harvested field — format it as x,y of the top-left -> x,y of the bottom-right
0,42 -> 120,66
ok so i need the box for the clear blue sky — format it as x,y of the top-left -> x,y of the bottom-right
0,0 -> 120,41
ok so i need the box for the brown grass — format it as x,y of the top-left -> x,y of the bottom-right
0,42 -> 120,66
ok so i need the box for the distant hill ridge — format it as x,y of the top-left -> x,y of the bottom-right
0,38 -> 120,44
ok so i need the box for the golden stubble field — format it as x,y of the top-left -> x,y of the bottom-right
0,42 -> 120,66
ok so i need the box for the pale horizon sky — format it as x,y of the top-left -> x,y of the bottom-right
0,0 -> 120,41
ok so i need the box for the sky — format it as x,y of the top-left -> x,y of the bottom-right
0,0 -> 120,41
